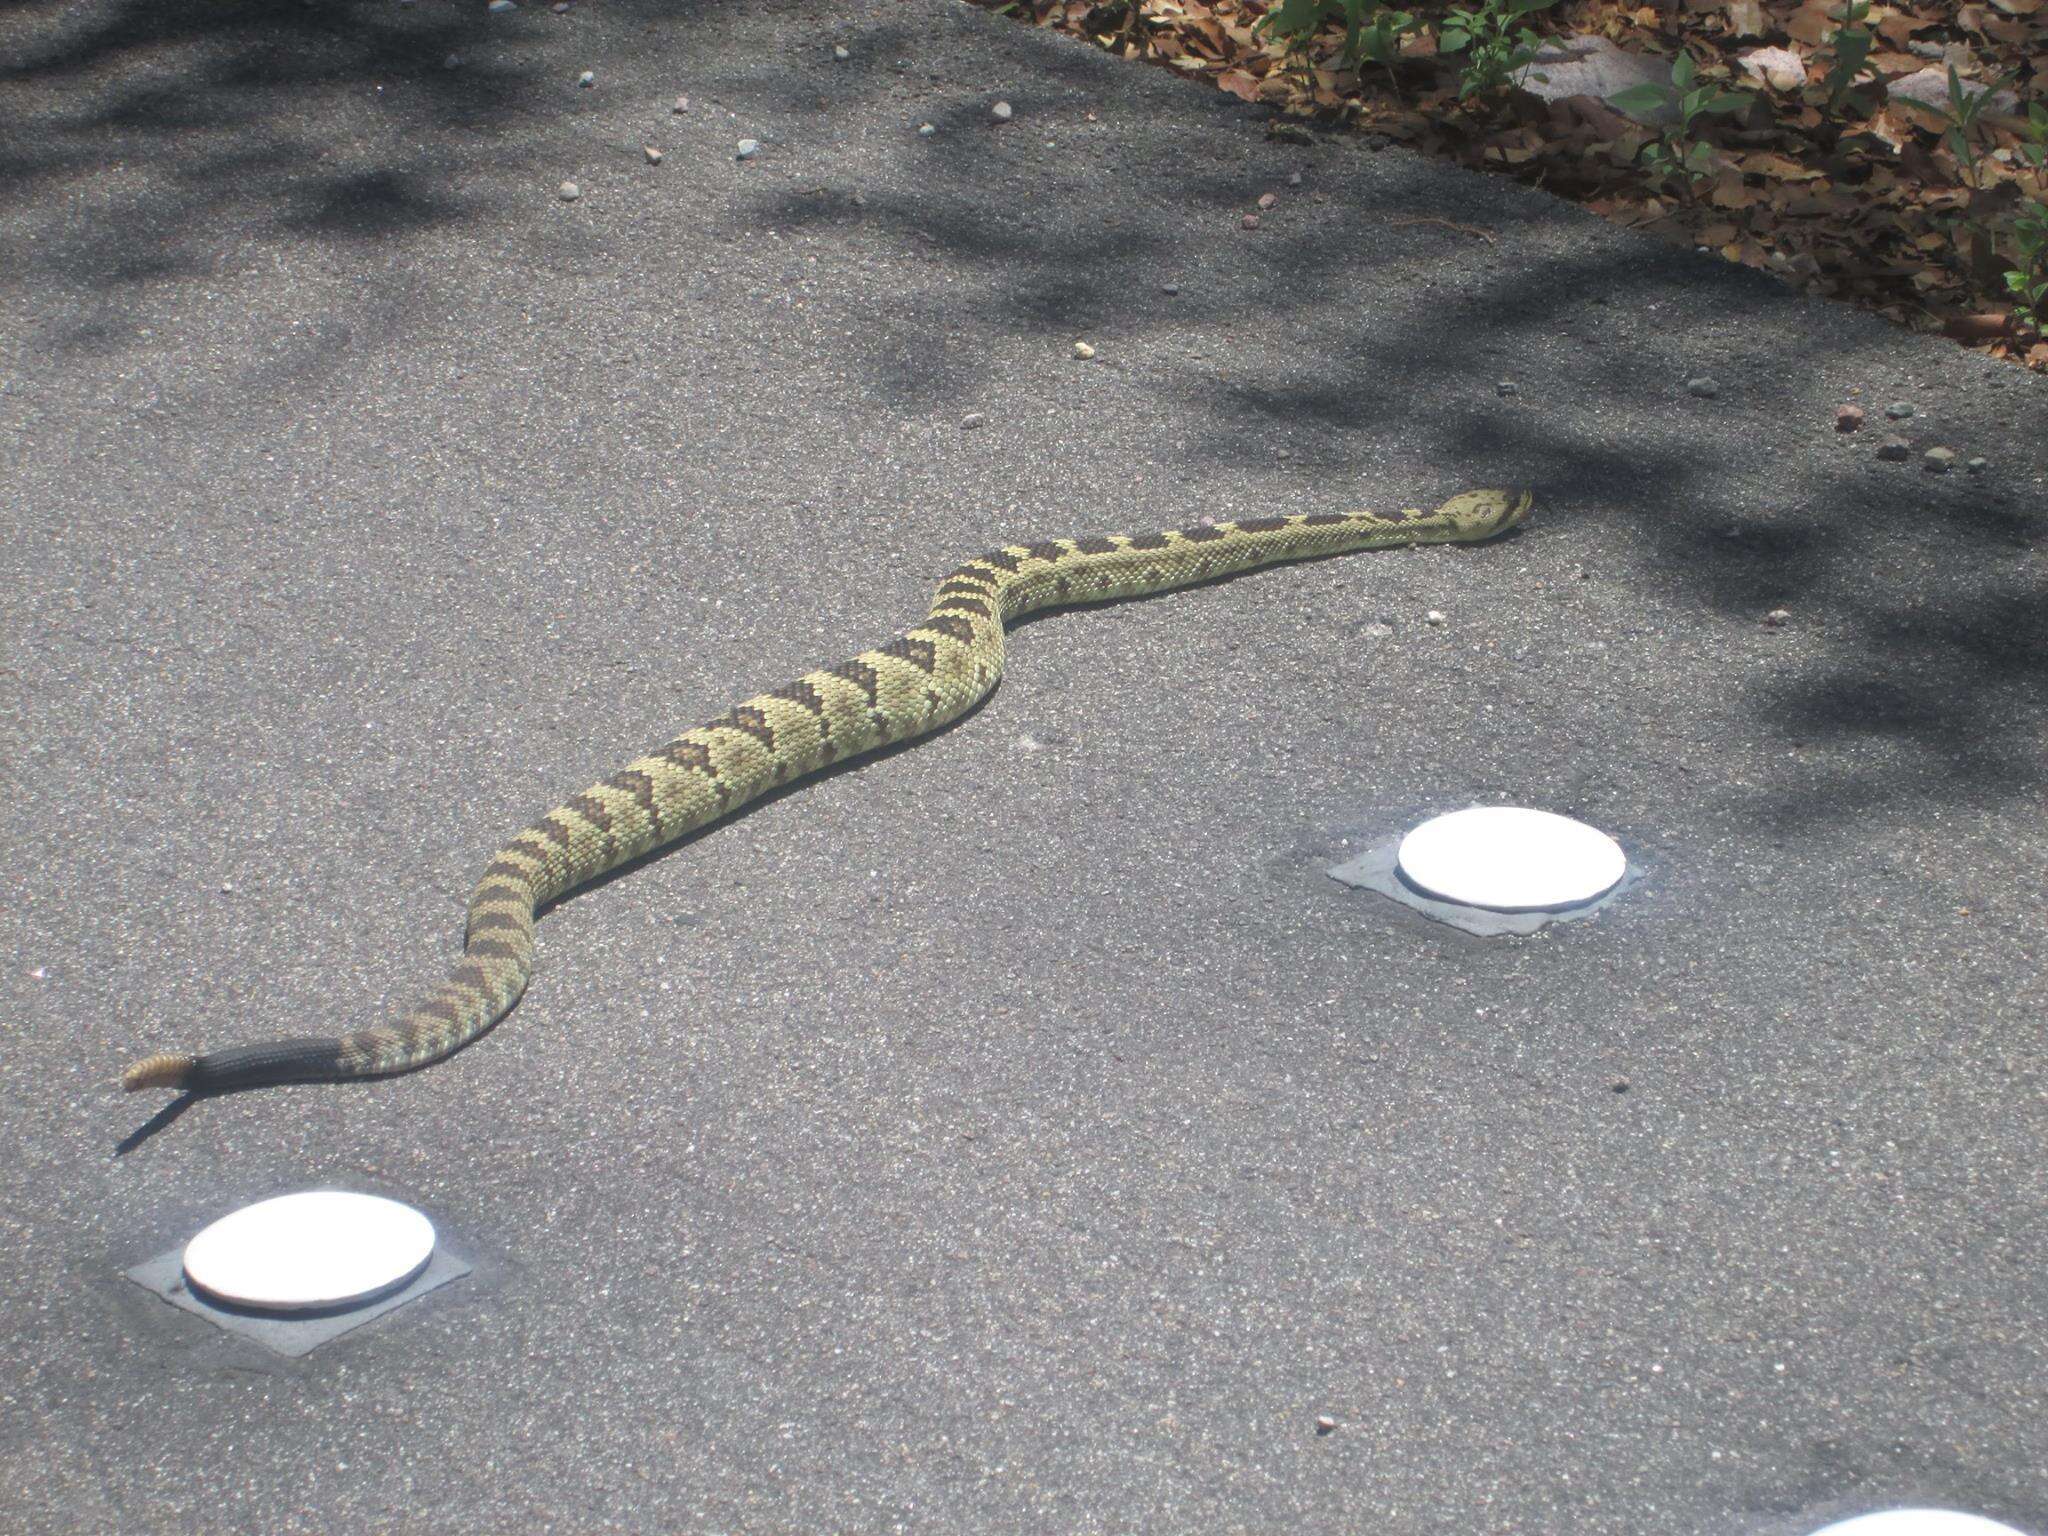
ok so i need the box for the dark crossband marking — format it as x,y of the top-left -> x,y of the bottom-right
712,706 -> 776,748
876,636 -> 939,672
608,769 -> 666,836
831,659 -> 881,703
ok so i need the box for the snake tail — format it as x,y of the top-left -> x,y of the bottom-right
121,488 -> 1530,1094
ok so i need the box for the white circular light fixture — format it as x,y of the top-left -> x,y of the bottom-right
1806,1513 -> 2033,1536
1397,806 -> 1625,911
182,1191 -> 436,1312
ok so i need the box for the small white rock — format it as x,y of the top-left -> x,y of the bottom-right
577,69 -> 595,87
645,146 -> 663,164
30,966 -> 46,980
1687,376 -> 1720,398
489,0 -> 516,11
961,412 -> 986,430
917,122 -> 936,137
1072,340 -> 1096,360
1763,608 -> 1791,627
558,180 -> 581,200
991,100 -> 1013,123
833,44 -> 849,60
735,138 -> 760,159
1425,610 -> 1446,626
673,95 -> 690,113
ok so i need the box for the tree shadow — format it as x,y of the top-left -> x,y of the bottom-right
716,19 -> 2048,834
6,0 -> 2044,837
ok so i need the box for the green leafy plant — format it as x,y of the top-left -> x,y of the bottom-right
1438,0 -> 1559,102
1257,0 -> 1386,68
1928,64 -> 2017,190
2006,104 -> 2048,332
2020,99 -> 2048,179
2007,200 -> 2048,332
1816,0 -> 1879,119
1353,6 -> 1419,91
1609,50 -> 1753,201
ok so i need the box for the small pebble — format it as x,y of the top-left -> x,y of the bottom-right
1966,455 -> 1988,475
1072,341 -> 1096,360
558,180 -> 580,201
962,412 -> 986,430
1241,213 -> 1261,230
736,138 -> 760,159
1425,610 -> 1446,626
1287,171 -> 1302,187
1762,608 -> 1791,627
1834,404 -> 1864,432
1686,376 -> 1719,399
488,0 -> 516,12
1315,1416 -> 1338,1436
991,100 -> 1013,123
1885,400 -> 1914,419
1923,446 -> 1955,473
577,69 -> 595,87
1257,191 -> 1278,210
220,882 -> 234,895
553,1 -> 569,10
917,122 -> 936,137
1611,1077 -> 1630,1094
833,45 -> 850,61
1161,281 -> 1180,296
29,967 -> 45,981
443,52 -> 462,68
1875,437 -> 1911,461
1496,380 -> 1518,397
673,95 -> 690,113
644,146 -> 663,164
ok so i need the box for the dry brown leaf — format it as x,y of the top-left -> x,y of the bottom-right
1712,174 -> 1759,207
1784,0 -> 1837,46
1873,11 -> 1930,46
1736,151 -> 1824,179
1725,0 -> 1766,35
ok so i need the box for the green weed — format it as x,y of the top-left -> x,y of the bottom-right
1609,50 -> 1752,201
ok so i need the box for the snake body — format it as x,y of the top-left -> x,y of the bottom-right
122,488 -> 1530,1094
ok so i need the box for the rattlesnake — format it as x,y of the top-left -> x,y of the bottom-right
123,488 -> 1531,1094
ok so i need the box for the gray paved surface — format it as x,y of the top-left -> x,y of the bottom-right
4,0 -> 2048,1531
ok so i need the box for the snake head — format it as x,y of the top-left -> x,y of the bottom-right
1438,488 -> 1533,541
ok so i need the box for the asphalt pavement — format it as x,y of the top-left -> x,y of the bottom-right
3,0 -> 2047,1531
